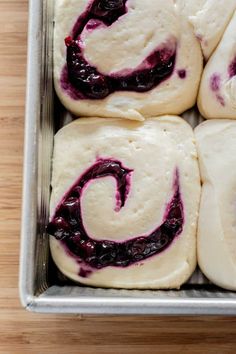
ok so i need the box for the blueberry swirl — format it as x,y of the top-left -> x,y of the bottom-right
47,159 -> 184,273
61,0 -> 176,99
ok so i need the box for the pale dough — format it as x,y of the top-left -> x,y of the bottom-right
180,0 -> 236,59
54,0 -> 202,120
195,120 -> 236,290
49,116 -> 200,289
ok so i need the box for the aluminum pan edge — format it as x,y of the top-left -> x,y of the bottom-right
24,294 -> 236,315
19,0 -> 42,308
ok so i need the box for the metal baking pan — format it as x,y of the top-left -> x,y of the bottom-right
20,0 -> 236,314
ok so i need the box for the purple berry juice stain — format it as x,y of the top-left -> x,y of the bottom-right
60,0 -> 177,99
216,94 -> 225,107
209,73 -> 225,106
47,159 -> 184,276
229,55 -> 236,78
196,33 -> 203,43
210,73 -> 221,92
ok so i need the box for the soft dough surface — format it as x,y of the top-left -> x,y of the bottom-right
54,0 -> 202,120
180,0 -> 236,60
49,116 -> 200,289
195,120 -> 236,290
198,10 -> 236,120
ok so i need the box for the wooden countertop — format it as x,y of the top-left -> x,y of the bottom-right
1,1 -> 236,353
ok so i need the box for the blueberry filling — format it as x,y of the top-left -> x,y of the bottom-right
62,0 -> 177,99
229,56 -> 236,78
178,69 -> 186,79
72,0 -> 128,36
47,159 -> 184,271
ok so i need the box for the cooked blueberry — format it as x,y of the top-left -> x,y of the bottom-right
130,238 -> 147,256
168,202 -> 182,219
115,259 -> 130,267
134,71 -> 155,91
61,197 -> 79,215
142,245 -> 151,256
99,0 -> 124,11
163,214 -> 177,230
98,252 -> 116,266
153,64 -> 170,78
149,241 -> 161,252
90,0 -> 126,25
101,240 -> 115,251
70,230 -> 83,240
178,69 -> 186,79
47,217 -> 70,240
65,36 -> 73,47
119,78 -> 128,89
66,233 -> 84,255
91,2 -> 108,17
71,186 -> 82,197
83,240 -> 96,257
86,80 -> 109,99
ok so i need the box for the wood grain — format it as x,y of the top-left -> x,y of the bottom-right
1,1 -> 236,353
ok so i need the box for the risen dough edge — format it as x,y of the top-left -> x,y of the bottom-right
195,120 -> 236,290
